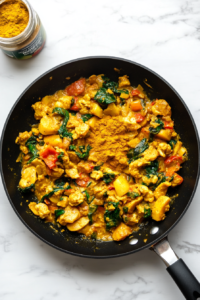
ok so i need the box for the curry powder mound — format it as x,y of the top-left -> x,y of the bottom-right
86,116 -> 133,171
0,0 -> 29,38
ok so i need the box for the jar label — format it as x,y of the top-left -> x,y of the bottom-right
2,24 -> 46,59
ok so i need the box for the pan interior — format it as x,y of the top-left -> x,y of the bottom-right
1,57 -> 199,258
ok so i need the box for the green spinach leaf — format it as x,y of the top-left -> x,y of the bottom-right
18,183 -> 35,193
40,187 -> 65,202
88,204 -> 98,223
127,192 -> 140,199
144,207 -> 151,218
145,160 -> 159,176
123,206 -> 128,213
25,135 -> 39,164
149,119 -> 164,135
94,163 -> 104,171
81,114 -> 93,123
52,107 -> 73,140
127,138 -> 149,163
94,88 -> 116,106
169,139 -> 177,149
55,209 -> 65,219
104,202 -> 121,231
75,145 -> 92,160
102,173 -> 115,184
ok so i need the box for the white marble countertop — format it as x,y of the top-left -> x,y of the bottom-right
1,0 -> 200,299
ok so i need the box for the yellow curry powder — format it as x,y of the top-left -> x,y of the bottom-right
86,116 -> 133,171
0,0 -> 29,38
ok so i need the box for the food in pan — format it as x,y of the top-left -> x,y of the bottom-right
16,74 -> 187,241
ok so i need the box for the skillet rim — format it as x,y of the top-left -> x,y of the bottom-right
1,55 -> 200,259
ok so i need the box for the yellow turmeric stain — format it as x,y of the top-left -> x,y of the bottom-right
0,0 -> 29,38
86,116 -> 130,171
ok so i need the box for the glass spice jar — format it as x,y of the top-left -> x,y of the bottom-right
0,0 -> 46,59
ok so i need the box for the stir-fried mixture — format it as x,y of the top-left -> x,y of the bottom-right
16,74 -> 187,242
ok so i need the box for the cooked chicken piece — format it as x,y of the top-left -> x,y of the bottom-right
78,94 -> 91,114
30,158 -> 47,176
154,182 -> 171,199
77,161 -> 93,174
57,205 -> 81,225
29,202 -> 50,219
68,190 -> 85,206
15,131 -> 32,145
157,143 -> 172,157
67,115 -> 81,129
142,174 -> 158,186
58,95 -> 72,109
73,123 -> 89,139
142,145 -> 158,161
123,212 -> 143,226
90,170 -> 103,180
118,75 -> 131,88
129,158 -> 148,178
124,196 -> 143,213
152,99 -> 171,116
138,185 -> 154,202
19,166 -> 37,189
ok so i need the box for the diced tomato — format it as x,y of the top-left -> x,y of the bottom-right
98,206 -> 105,212
40,146 -> 58,169
70,96 -> 80,111
135,113 -> 145,123
76,173 -> 90,187
48,205 -> 58,212
64,188 -> 75,195
108,185 -> 115,190
131,89 -> 140,96
151,101 -> 156,106
141,127 -> 150,138
165,164 -> 180,177
66,78 -> 86,96
131,100 -> 143,111
44,199 -> 51,205
164,121 -> 174,129
173,173 -> 184,185
165,155 -> 182,165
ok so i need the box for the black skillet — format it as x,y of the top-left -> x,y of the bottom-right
1,57 -> 200,299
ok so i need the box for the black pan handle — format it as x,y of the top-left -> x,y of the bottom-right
151,237 -> 200,300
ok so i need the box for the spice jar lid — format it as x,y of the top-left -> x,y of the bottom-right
0,0 -> 35,45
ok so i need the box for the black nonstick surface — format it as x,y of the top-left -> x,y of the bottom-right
1,56 -> 199,258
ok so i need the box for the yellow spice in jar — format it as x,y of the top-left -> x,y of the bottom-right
0,0 -> 29,38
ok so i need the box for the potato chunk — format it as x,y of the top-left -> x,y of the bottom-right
104,103 -> 120,116
44,135 -> 63,148
39,115 -> 60,135
155,129 -> 172,142
57,206 -> 80,225
112,222 -> 132,241
19,166 -> 37,189
90,102 -> 103,118
67,216 -> 89,231
151,196 -> 170,221
113,175 -> 129,196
